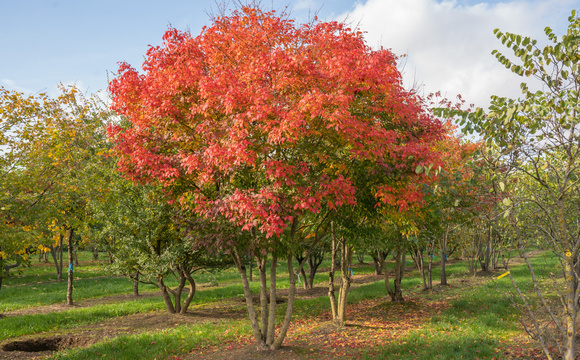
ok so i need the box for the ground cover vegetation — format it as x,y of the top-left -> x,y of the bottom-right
1,2 -> 580,359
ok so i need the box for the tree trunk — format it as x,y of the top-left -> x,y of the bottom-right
328,222 -> 338,321
180,271 -> 196,314
372,253 -> 383,275
266,254 -> 277,346
258,256 -> 268,341
49,238 -> 63,281
93,245 -> 99,260
133,271 -> 140,296
248,255 -> 253,282
59,236 -> 63,281
440,229 -> 448,286
74,247 -> 79,266
413,245 -> 427,290
271,251 -> 299,349
0,250 -> 3,292
295,252 -> 309,289
233,249 -> 267,350
427,246 -> 434,290
307,251 -> 324,290
336,238 -> 352,327
158,278 -> 176,314
299,266 -> 308,289
564,255 -> 577,360
384,234 -> 405,302
66,228 -> 74,306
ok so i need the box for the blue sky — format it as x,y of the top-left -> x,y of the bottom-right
1,0 -> 579,108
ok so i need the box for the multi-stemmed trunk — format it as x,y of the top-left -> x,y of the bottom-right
328,222 -> 353,327
50,235 -> 64,281
157,266 -> 196,314
233,248 -> 300,350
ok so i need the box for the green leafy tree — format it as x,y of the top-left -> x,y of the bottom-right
456,11 -> 580,360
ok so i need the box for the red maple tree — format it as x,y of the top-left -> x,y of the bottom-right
108,5 -> 443,350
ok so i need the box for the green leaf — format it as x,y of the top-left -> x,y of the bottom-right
502,198 -> 512,206
499,182 -> 505,191
415,165 -> 423,174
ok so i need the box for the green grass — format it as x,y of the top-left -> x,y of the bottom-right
0,250 -> 563,360
366,250 -> 561,359
0,297 -> 164,341
51,320 -> 252,360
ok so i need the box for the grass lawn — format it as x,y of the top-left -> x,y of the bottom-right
0,250 -> 559,359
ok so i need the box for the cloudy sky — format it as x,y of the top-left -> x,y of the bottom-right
1,0 -> 578,108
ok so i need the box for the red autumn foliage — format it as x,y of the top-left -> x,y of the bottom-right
107,6 -> 444,239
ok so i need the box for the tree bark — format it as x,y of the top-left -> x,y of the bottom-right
307,250 -> 324,289
372,253 -> 383,275
336,238 -> 352,327
66,227 -> 74,306
384,234 -> 405,302
233,249 -> 267,350
328,222 -> 338,321
158,277 -> 176,314
266,253 -> 277,346
0,250 -> 3,292
181,271 -> 196,314
440,229 -> 448,286
59,236 -> 63,281
132,271 -> 140,296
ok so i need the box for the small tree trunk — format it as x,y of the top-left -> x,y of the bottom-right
266,254 -> 278,346
133,271 -> 140,296
57,234 -> 63,281
233,249 -> 267,350
180,271 -> 196,314
328,222 -> 338,321
66,228 -> 74,306
414,246 -> 427,290
248,256 -> 253,282
427,247 -> 434,290
74,247 -> 79,266
384,234 -> 405,302
93,246 -> 99,260
440,230 -> 448,286
356,252 -> 364,264
295,252 -> 309,289
158,278 -> 176,314
336,239 -> 352,327
564,255 -> 577,360
372,253 -> 383,275
300,266 -> 308,289
0,251 -> 3,292
258,256 -> 268,341
271,251 -> 299,350
307,252 -> 324,290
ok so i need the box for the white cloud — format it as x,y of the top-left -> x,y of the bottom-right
1,79 -> 34,94
339,0 -> 576,108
